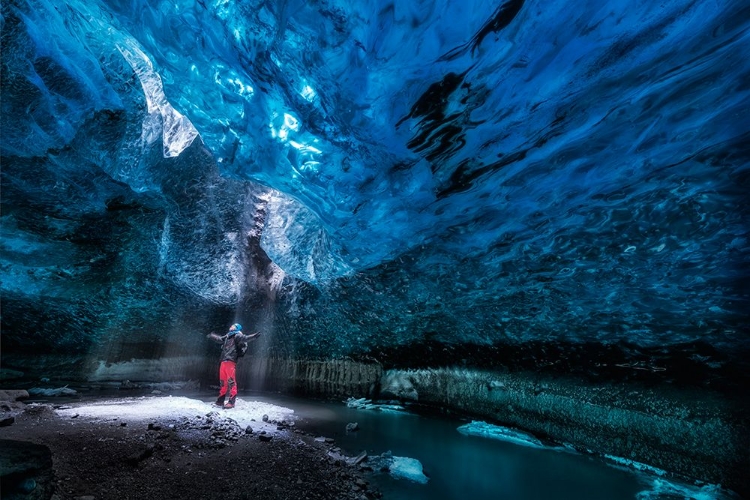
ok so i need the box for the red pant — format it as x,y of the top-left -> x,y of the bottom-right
218,361 -> 237,398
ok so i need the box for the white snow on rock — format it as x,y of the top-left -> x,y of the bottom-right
55,396 -> 295,430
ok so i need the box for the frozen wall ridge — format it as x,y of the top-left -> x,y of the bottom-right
377,366 -> 749,494
457,420 -> 546,449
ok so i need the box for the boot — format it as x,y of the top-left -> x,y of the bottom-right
224,396 -> 236,409
214,395 -> 225,407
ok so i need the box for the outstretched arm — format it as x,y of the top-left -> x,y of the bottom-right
207,332 -> 225,344
243,332 -> 262,341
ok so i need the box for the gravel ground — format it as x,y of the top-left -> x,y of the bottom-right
0,393 -> 380,500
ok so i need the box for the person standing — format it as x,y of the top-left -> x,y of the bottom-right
206,323 -> 261,409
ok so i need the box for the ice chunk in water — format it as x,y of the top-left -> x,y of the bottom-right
390,456 -> 429,484
457,421 -> 545,449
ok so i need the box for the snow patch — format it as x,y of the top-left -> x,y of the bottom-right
55,396 -> 294,430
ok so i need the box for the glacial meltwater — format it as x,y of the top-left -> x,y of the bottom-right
243,392 -> 667,500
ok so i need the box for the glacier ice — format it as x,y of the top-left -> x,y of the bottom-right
604,455 -> 668,478
117,41 -> 199,159
346,397 -> 406,413
456,421 -> 545,449
0,0 -> 748,371
260,190 -> 353,283
389,456 -> 430,484
634,479 -> 735,500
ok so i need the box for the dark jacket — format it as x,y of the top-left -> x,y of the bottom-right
207,332 -> 257,363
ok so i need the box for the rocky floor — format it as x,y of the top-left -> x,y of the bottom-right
0,391 -> 380,500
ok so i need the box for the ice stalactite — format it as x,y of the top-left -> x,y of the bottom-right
117,41 -> 199,159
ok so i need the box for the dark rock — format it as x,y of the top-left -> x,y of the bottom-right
350,451 -> 367,466
258,434 -> 273,442
125,444 -> 155,466
0,439 -> 54,499
245,425 -> 253,434
0,370 -> 25,382
262,414 -> 269,422
0,390 -> 29,401
0,416 -> 15,427
119,380 -> 140,390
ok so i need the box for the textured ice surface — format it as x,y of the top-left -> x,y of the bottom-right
464,424 -> 738,499
457,421 -> 545,449
346,397 -> 407,413
605,454 -> 668,477
1,0 -> 748,365
390,456 -> 430,484
634,479 -> 735,500
117,41 -> 199,158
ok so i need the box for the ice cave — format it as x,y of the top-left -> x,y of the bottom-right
0,0 -> 748,498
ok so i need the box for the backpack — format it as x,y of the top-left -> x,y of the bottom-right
235,337 -> 249,357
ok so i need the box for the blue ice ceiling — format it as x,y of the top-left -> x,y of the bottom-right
1,0 -> 749,358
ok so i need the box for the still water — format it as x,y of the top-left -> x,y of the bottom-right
247,392 -> 645,500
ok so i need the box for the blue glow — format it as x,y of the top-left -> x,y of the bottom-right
1,4 -> 747,495
0,0 -> 748,355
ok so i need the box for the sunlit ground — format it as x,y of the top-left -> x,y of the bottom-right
53,396 -> 295,431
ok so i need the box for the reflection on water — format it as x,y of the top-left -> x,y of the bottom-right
248,392 -> 643,500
